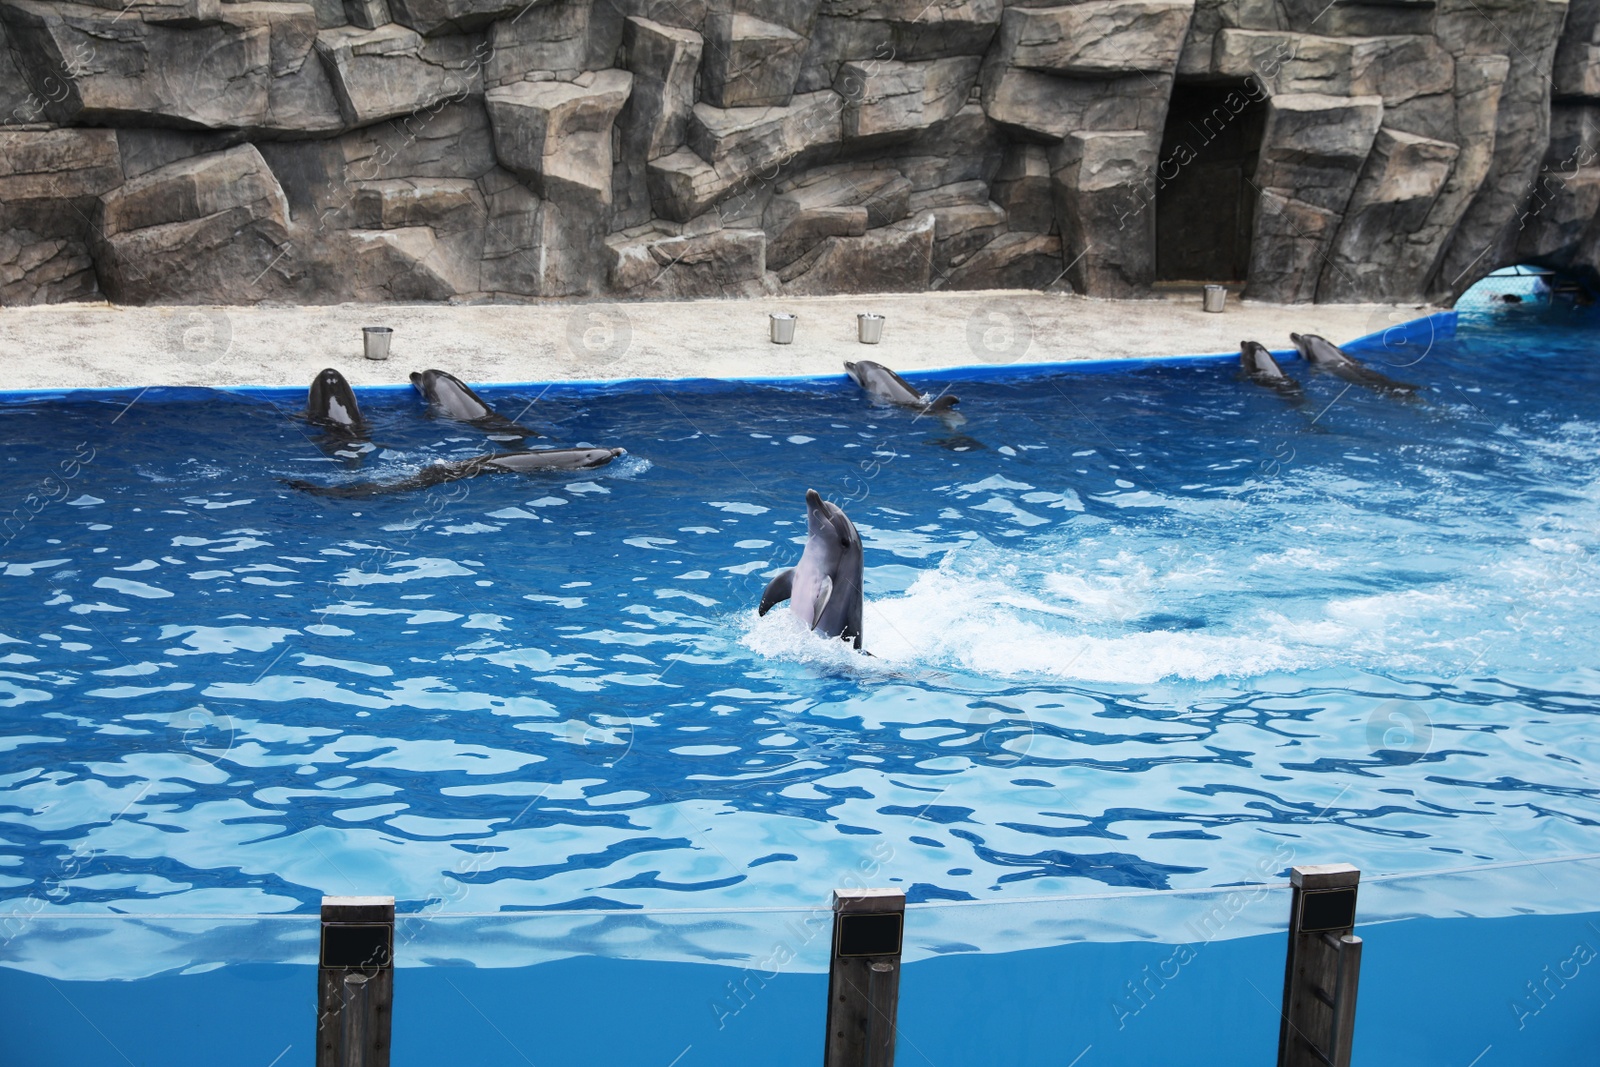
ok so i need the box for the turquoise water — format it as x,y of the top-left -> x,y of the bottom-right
2,295 -> 1599,1062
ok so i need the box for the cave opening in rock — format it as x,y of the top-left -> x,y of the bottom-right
1155,79 -> 1268,284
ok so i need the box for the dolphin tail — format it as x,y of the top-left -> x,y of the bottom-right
758,568 -> 795,616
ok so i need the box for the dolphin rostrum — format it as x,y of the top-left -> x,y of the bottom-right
410,369 -> 539,438
1239,340 -> 1303,400
1289,333 -> 1419,396
758,488 -> 865,650
844,360 -> 962,423
306,368 -> 368,438
287,447 -> 624,498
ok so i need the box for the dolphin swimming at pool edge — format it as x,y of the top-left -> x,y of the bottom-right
305,368 -> 368,438
410,369 -> 540,438
287,447 -> 625,497
1290,333 -> 1419,396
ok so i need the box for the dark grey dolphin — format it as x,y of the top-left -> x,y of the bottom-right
410,369 -> 539,438
844,360 -> 963,424
288,447 -> 624,498
1239,340 -> 1303,401
758,488 -> 865,650
306,368 -> 367,438
1290,333 -> 1419,396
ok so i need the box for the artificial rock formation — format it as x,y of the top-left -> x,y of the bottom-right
3,0 -> 1600,304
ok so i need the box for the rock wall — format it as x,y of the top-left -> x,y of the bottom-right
1,0 -> 1598,305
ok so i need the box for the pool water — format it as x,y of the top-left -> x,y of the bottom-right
1,301 -> 1598,948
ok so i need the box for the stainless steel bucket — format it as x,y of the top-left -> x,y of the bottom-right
362,326 -> 394,360
1202,285 -> 1227,313
769,313 -> 796,344
857,313 -> 884,344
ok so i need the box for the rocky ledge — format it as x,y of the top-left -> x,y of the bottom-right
2,0 -> 1599,306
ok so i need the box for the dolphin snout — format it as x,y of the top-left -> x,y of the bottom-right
408,371 -> 425,390
805,488 -> 823,508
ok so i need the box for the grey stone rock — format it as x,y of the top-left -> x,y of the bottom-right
478,166 -> 544,294
1253,92 -> 1383,213
310,0 -> 350,28
349,177 -> 486,229
779,209 -> 933,291
762,161 -> 910,267
484,0 -> 594,84
116,129 -> 245,181
22,1 -> 331,135
995,1 -> 1192,77
93,144 -> 296,303
620,17 -> 703,160
1279,0 -> 1436,36
386,0 -> 530,35
0,201 -> 102,303
1317,127 -> 1460,301
1245,190 -> 1339,303
1214,29 -> 1453,105
344,0 -> 391,29
1554,0 -> 1600,99
0,127 -> 122,201
990,141 -> 1054,232
938,230 -> 1062,289
892,102 -> 1004,190
702,13 -> 808,108
795,0 -> 999,90
606,223 -> 769,296
980,60 -> 1172,139
1517,102 -> 1600,263
1432,0 -> 1570,298
1051,129 -> 1157,296
486,69 -> 633,202
624,0 -> 708,34
648,90 -> 842,220
316,24 -> 479,127
923,197 -> 1008,274
835,55 -> 979,138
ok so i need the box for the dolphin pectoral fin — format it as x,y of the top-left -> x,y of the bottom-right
758,568 -> 795,616
808,576 -> 834,629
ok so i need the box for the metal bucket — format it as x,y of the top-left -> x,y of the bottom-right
362,326 -> 393,360
857,313 -> 884,344
1202,285 -> 1227,313
769,312 -> 796,344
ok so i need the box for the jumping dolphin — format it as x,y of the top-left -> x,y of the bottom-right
1289,333 -> 1419,396
1239,341 -> 1303,401
845,361 -> 963,424
287,447 -> 624,498
306,368 -> 368,438
410,369 -> 538,438
758,488 -> 865,650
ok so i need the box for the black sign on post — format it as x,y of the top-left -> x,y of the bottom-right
1278,865 -> 1362,1067
824,889 -> 905,1067
318,896 -> 394,1067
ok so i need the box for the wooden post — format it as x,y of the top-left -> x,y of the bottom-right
823,888 -> 905,1067
318,895 -> 394,1067
1278,864 -> 1362,1067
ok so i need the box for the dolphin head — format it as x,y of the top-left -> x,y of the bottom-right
1289,333 -> 1313,359
409,370 -> 428,393
843,362 -> 862,387
1240,341 -> 1283,379
307,368 -> 365,432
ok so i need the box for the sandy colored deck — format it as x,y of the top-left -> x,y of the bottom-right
0,290 -> 1443,390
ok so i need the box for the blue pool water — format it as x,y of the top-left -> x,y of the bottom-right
4,297 -> 1600,1067
2,303 -> 1599,933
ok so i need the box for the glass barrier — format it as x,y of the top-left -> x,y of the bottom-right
3,854 -> 1597,1066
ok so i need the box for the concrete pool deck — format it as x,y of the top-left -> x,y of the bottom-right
0,290 -> 1444,390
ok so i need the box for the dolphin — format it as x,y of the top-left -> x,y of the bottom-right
1239,340 -> 1304,401
410,369 -> 539,438
287,447 -> 624,498
844,360 -> 963,425
1290,333 -> 1419,396
305,368 -> 368,438
758,488 -> 865,650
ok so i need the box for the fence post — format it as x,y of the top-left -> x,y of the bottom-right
1278,864 -> 1362,1067
823,888 -> 905,1067
318,895 -> 394,1067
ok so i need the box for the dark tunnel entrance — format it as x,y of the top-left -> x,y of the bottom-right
1155,80 -> 1268,284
